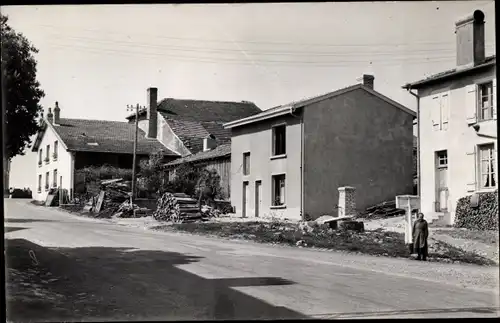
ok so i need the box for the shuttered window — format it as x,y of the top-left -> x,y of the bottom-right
478,144 -> 496,189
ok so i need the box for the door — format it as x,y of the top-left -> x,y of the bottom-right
255,181 -> 262,217
435,150 -> 449,212
242,182 -> 249,218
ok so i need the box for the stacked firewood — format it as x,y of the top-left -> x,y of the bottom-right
99,179 -> 130,214
363,200 -> 406,219
153,192 -> 221,223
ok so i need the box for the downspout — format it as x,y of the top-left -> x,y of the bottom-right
406,87 -> 421,198
289,106 -> 305,220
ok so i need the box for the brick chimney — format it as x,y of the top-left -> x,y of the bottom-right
53,101 -> 60,125
147,87 -> 158,139
455,10 -> 485,70
47,108 -> 53,123
357,74 -> 374,90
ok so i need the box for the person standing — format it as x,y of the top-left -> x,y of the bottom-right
412,212 -> 429,261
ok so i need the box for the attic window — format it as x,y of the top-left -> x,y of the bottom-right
86,142 -> 99,146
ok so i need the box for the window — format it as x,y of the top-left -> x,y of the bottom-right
45,172 -> 49,191
45,145 -> 50,163
243,152 -> 250,175
38,175 -> 42,192
272,125 -> 286,156
53,141 -> 58,160
436,150 -> 448,168
479,144 -> 496,189
272,174 -> 286,206
38,149 -> 43,166
53,169 -> 58,187
478,82 -> 494,121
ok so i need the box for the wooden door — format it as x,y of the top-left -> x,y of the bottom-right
242,182 -> 249,218
255,181 -> 262,217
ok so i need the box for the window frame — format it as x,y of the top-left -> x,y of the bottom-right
271,124 -> 287,157
45,172 -> 50,191
243,152 -> 251,176
478,143 -> 496,189
53,169 -> 58,187
38,175 -> 42,192
271,173 -> 286,208
477,81 -> 494,122
436,150 -> 448,169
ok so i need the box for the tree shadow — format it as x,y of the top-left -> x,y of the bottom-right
5,238 -> 306,322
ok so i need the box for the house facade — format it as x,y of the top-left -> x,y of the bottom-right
225,76 -> 416,220
404,10 -> 497,225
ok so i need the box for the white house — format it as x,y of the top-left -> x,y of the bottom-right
403,9 -> 497,225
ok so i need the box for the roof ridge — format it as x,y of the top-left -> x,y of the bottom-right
160,97 -> 256,105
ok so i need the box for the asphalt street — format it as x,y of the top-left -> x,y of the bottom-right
4,199 -> 500,320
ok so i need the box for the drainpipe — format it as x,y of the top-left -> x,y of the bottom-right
406,87 -> 421,199
289,106 -> 305,220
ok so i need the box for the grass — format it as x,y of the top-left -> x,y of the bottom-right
433,228 -> 499,245
153,221 -> 497,266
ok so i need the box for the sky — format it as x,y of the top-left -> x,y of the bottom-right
3,1 -> 496,190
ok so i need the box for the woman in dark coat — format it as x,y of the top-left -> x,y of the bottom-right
412,213 -> 429,261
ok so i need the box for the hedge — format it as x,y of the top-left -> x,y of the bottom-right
454,190 -> 499,231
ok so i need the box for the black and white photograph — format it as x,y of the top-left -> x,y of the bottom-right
2,1 -> 499,321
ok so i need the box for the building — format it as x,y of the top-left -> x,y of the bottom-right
125,88 -> 261,157
31,102 -> 178,201
164,142 -> 231,200
403,9 -> 496,225
224,75 -> 416,220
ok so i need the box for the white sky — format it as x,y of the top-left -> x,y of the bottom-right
3,1 -> 496,190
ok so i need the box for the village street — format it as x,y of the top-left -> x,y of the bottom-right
4,199 -> 500,321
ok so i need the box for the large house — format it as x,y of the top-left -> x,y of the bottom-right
403,9 -> 496,225
224,75 -> 416,220
32,88 -> 261,202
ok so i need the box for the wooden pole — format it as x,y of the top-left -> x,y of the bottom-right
130,104 -> 139,205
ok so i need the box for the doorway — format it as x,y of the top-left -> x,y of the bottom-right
255,180 -> 262,217
242,181 -> 249,218
435,150 -> 448,212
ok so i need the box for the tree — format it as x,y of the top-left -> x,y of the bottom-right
138,149 -> 168,196
1,14 -> 45,159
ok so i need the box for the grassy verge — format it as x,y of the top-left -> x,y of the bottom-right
433,228 -> 499,245
153,221 -> 497,266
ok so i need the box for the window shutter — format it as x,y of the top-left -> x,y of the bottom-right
465,146 -> 477,193
441,93 -> 449,130
493,79 -> 497,120
465,84 -> 477,124
431,96 -> 440,130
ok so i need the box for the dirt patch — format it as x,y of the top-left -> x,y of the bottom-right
153,222 -> 497,266
433,229 -> 499,245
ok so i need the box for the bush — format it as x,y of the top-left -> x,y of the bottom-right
455,190 -> 499,231
74,165 -> 133,198
10,188 -> 32,199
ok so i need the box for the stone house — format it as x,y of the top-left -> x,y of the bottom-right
403,9 -> 496,225
224,75 -> 416,220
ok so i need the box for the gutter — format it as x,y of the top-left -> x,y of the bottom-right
405,87 -> 421,198
289,106 -> 305,220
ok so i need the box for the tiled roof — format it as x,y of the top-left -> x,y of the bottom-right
403,55 -> 496,89
50,118 -> 178,156
164,143 -> 231,167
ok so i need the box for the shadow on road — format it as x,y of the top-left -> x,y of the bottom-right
5,238 -> 307,321
5,218 -> 57,224
4,226 -> 29,233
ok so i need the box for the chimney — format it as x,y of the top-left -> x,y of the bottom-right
357,74 -> 375,90
455,10 -> 485,70
47,108 -> 53,123
203,134 -> 217,152
53,101 -> 60,125
147,87 -> 158,139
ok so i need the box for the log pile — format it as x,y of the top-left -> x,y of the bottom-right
153,192 -> 222,223
363,200 -> 406,219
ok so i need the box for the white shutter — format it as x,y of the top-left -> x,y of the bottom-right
431,96 -> 440,131
441,93 -> 450,130
465,146 -> 477,193
465,84 -> 477,124
492,78 -> 497,120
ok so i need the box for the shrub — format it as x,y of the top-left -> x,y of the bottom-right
137,149 -> 168,197
454,190 -> 499,231
10,188 -> 32,199
74,165 -> 133,198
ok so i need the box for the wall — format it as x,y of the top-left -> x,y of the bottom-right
34,124 -> 73,201
199,157 -> 231,200
418,66 -> 497,224
230,114 -> 302,220
157,114 -> 191,157
303,88 -> 414,219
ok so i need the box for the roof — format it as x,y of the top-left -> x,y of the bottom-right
224,84 -> 416,129
127,98 -> 262,122
32,118 -> 178,156
402,55 -> 496,89
164,143 -> 231,167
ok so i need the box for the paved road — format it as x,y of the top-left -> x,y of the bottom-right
4,199 -> 500,320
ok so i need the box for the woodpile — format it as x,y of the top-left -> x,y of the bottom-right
363,200 -> 406,219
153,192 -> 222,223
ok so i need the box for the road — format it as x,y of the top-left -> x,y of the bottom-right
4,199 -> 500,320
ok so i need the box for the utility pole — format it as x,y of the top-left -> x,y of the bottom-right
127,104 -> 141,204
